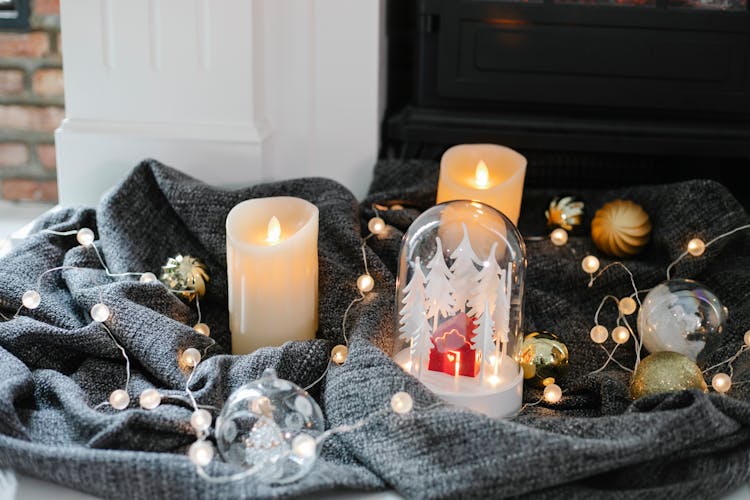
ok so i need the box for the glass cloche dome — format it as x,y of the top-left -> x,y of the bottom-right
393,200 -> 526,417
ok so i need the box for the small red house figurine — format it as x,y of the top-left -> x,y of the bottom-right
428,312 -> 480,377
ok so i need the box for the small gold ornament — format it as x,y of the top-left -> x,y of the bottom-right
591,199 -> 651,258
520,331 -> 569,387
630,351 -> 707,399
546,196 -> 585,232
160,255 -> 209,301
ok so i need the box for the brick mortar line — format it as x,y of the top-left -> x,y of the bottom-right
0,95 -> 65,106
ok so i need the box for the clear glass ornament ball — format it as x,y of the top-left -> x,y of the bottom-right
638,278 -> 727,361
214,368 -> 324,485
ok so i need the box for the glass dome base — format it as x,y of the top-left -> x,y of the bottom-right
394,348 -> 523,418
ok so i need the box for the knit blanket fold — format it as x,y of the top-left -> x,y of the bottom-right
0,159 -> 748,499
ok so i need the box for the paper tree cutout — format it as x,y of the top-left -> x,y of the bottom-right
398,257 -> 432,376
449,223 -> 481,312
467,242 -> 502,319
473,300 -> 495,383
424,237 -> 457,323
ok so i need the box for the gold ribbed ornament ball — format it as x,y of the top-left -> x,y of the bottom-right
591,200 -> 652,258
630,351 -> 707,399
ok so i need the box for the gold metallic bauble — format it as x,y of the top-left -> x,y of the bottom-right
630,351 -> 707,399
520,331 -> 569,387
160,255 -> 209,301
545,196 -> 585,232
591,199 -> 651,258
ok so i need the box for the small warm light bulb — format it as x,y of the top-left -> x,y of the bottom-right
193,323 -> 211,336
181,347 -> 201,367
744,330 -> 750,347
22,290 -> 41,309
687,238 -> 705,257
357,274 -> 374,293
292,433 -> 317,459
331,344 -> 348,365
109,389 -> 130,410
581,255 -> 600,274
139,389 -> 161,410
390,392 -> 413,414
90,303 -> 111,322
367,217 -> 386,235
550,228 -> 568,246
543,383 -> 562,403
612,326 -> 630,344
402,360 -> 413,372
618,297 -> 637,316
487,375 -> 501,386
191,409 -> 212,432
474,160 -> 490,188
712,373 -> 732,394
590,325 -> 609,344
139,272 -> 157,283
189,440 -> 214,466
76,227 -> 95,247
266,216 -> 281,244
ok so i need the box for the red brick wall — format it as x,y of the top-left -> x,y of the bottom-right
0,0 -> 62,203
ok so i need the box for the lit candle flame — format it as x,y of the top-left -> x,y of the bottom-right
474,160 -> 489,188
266,216 -> 281,244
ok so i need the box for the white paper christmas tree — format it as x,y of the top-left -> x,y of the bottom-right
449,223 -> 481,312
424,237 -> 457,325
467,242 -> 502,319
398,257 -> 431,375
473,300 -> 495,384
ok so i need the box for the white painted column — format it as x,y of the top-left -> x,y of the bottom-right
56,0 -> 384,206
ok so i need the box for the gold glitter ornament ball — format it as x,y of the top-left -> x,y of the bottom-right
520,331 -> 569,387
160,255 -> 210,301
630,351 -> 707,399
591,199 -> 652,258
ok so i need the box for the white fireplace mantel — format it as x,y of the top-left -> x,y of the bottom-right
55,0 -> 385,206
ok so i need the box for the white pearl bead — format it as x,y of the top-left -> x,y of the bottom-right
292,433 -> 317,459
612,326 -> 630,344
711,373 -> 732,394
109,389 -> 130,410
190,409 -> 212,432
139,389 -> 161,410
188,440 -> 214,466
744,330 -> 750,348
550,228 -> 568,246
193,323 -> 211,336
687,238 -> 706,257
139,272 -> 157,283
543,383 -> 562,403
357,274 -> 374,293
367,217 -> 386,235
181,348 -> 201,367
76,228 -> 95,247
390,392 -> 413,414
590,325 -> 609,344
331,344 -> 348,365
90,303 -> 111,322
581,255 -> 600,274
22,290 -> 41,309
618,297 -> 637,316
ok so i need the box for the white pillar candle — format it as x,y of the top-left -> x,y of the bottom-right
226,197 -> 319,354
436,144 -> 527,225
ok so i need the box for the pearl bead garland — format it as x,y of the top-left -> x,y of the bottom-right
618,297 -> 637,316
90,303 -> 111,322
581,255 -> 600,274
109,389 -> 130,410
189,440 -> 214,466
550,228 -> 568,246
182,348 -> 201,367
687,238 -> 706,257
390,392 -> 413,414
543,383 -> 562,403
711,373 -> 731,394
193,323 -> 211,336
139,389 -> 161,410
590,325 -> 608,344
76,228 -> 95,247
139,272 -> 157,283
292,434 -> 317,459
191,409 -> 212,432
367,217 -> 386,235
357,274 -> 374,293
612,326 -> 630,344
331,344 -> 348,365
22,290 -> 41,309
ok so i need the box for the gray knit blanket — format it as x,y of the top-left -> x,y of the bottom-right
1,160 -> 749,499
